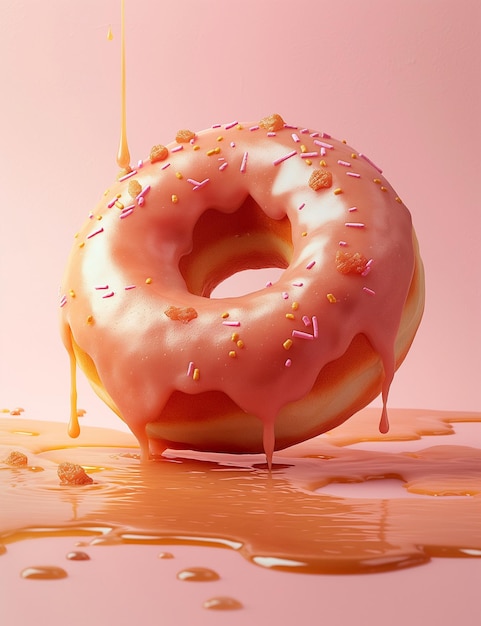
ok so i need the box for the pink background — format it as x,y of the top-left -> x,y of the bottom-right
0,2 -> 480,625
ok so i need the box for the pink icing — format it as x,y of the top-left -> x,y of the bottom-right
59,117 -> 416,464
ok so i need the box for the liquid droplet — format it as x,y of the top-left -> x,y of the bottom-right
203,596 -> 244,611
158,552 -> 174,559
21,566 -> 68,580
107,25 -> 113,41
0,544 -> 6,556
176,567 -> 220,582
66,551 -> 90,561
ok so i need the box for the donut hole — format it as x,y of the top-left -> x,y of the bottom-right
179,194 -> 293,297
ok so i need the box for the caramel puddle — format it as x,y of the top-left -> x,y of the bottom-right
1,408 -> 480,575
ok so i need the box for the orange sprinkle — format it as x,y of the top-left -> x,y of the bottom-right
193,145 -> 200,151
291,301 -> 299,310
207,147 -> 221,156
301,232 -> 307,237
305,159 -> 312,166
221,312 -> 230,319
128,179 -> 142,199
231,332 -> 239,342
175,129 -> 196,143
351,153 -> 357,159
217,136 -> 223,142
228,351 -> 236,358
79,242 -> 85,248
327,293 -> 337,303
309,169 -> 332,191
86,315 -> 94,325
373,178 -> 382,185
236,340 -> 244,349
171,194 -> 178,204
193,368 -> 200,381
150,144 -> 169,163
283,339 -> 293,350
333,188 -> 343,195
69,289 -> 76,298
300,144 -> 308,153
380,186 -> 387,192
286,313 -> 295,320
175,171 -> 183,179
115,200 -> 124,210
395,196 -> 402,203
319,160 -> 327,167
259,113 -> 285,132
145,277 -> 153,284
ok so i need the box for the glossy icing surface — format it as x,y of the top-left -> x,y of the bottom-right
59,116 -> 420,460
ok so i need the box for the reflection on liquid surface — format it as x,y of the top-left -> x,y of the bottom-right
1,408 -> 480,575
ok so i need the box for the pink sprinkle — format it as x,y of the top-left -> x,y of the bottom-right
312,315 -> 319,338
240,151 -> 248,173
282,292 -> 289,299
300,128 -> 309,134
187,361 -> 195,377
292,281 -> 303,287
120,208 -> 134,219
306,260 -> 316,270
212,123 -> 222,128
363,286 -> 376,296
225,120 -> 238,130
361,259 -> 373,276
345,222 -> 366,228
118,169 -> 138,182
222,321 -> 241,327
284,124 -> 298,130
310,132 -> 320,138
291,133 -> 300,143
300,152 -> 318,158
267,132 -> 276,137
265,281 -> 273,287
171,145 -> 183,153
95,285 -> 109,290
320,147 -> 326,157
124,285 -> 136,290
137,196 -> 145,206
302,316 -> 311,326
348,206 -> 358,212
339,241 -> 348,247
249,125 -> 260,131
230,141 -> 236,148
359,153 -> 383,173
161,162 -> 171,170
87,227 -> 104,239
59,295 -> 67,308
187,178 -> 202,186
137,159 -> 144,168
298,203 -> 305,211
346,172 -> 361,178
285,359 -> 292,368
321,132 -> 331,138
107,198 -> 118,208
337,160 -> 351,167
292,330 -> 314,340
314,139 -> 334,150
192,178 -> 210,191
273,150 -> 297,166
102,291 -> 115,299
219,162 -> 229,171
136,185 -> 151,201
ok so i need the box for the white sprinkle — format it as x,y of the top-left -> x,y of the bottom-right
137,159 -> 144,168
345,222 -> 366,228
219,162 -> 228,171
291,133 -> 300,143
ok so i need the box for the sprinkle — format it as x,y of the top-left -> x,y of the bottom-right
306,260 -> 316,270
212,123 -> 222,129
171,194 -> 178,204
300,144 -> 308,153
236,340 -> 244,349
283,339 -> 293,350
302,316 -> 311,326
361,259 -> 373,276
249,125 -> 260,131
380,186 -> 387,192
187,362 -> 194,377
337,160 -> 351,167
348,207 -> 358,213
291,301 -> 299,310
313,139 -> 334,150
118,169 -> 138,182
333,188 -> 343,195
224,120 -> 238,129
363,287 -> 376,296
175,171 -> 183,179
95,285 -> 109,290
230,141 -> 236,148
373,178 -> 382,185
282,292 -> 289,299
221,312 -> 230,318
305,159 -> 312,166
137,159 -> 144,168
292,330 -> 314,340
136,185 -> 151,201
171,145 -> 184,153
285,359 -> 292,367
345,222 -> 365,229
265,281 -> 273,287
273,150 -> 297,166
193,368 -> 200,381
292,282 -> 303,287
346,172 -> 361,178
207,147 -> 221,156
219,162 -> 229,171
395,196 -> 403,203
124,285 -> 136,290
320,147 -> 326,157
231,332 -> 239,341
190,178 -> 210,190
285,313 -> 295,320
145,277 -> 152,284
267,132 -> 276,137
359,153 -> 383,173
228,351 -> 236,358
59,295 -> 67,308
161,163 -> 171,170
86,315 -> 94,324
326,293 -> 337,303
115,200 -> 125,210
102,291 -> 115,298
120,207 -> 134,219
298,202 -> 305,210
193,145 -> 200,151
291,133 -> 300,143
79,242 -> 85,248
107,197 -> 119,208
222,320 -> 240,327
240,151 -> 248,173
339,241 -> 348,247
300,152 -> 318,158
87,227 -> 104,239
217,136 -> 223,142
312,315 -> 319,338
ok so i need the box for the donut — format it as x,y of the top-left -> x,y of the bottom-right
59,114 -> 424,465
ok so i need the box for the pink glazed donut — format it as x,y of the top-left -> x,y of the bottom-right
60,114 -> 424,464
